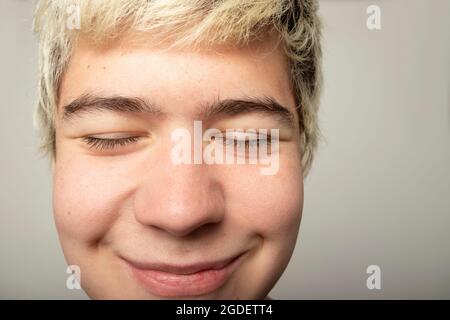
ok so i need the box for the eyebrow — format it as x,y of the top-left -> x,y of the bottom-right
199,96 -> 295,128
62,94 -> 162,121
62,93 -> 296,128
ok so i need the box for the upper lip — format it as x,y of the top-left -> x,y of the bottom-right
122,252 -> 245,275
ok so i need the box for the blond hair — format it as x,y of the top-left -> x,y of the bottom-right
33,0 -> 322,176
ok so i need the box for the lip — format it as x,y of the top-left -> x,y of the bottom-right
123,251 -> 247,297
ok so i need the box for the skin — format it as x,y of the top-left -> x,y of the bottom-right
53,32 -> 304,299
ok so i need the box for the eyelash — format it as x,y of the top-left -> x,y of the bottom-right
215,136 -> 272,149
82,136 -> 140,151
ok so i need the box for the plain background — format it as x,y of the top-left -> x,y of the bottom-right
0,0 -> 449,299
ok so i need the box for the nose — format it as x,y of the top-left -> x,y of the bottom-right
134,156 -> 225,237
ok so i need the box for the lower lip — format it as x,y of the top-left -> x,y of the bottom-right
126,254 -> 244,297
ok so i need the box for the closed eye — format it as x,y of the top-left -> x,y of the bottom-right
82,136 -> 140,151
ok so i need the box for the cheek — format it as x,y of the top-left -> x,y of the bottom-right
224,151 -> 304,239
52,155 -> 136,244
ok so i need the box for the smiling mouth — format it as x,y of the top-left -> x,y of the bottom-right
122,251 -> 248,298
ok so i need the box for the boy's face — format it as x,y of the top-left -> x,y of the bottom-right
53,33 -> 304,299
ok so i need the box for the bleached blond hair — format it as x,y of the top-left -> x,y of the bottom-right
33,0 -> 322,176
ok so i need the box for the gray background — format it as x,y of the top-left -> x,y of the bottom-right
0,0 -> 449,299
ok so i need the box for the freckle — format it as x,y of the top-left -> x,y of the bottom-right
86,64 -> 90,69
67,211 -> 71,216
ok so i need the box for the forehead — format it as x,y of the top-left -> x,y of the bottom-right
58,32 -> 296,118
